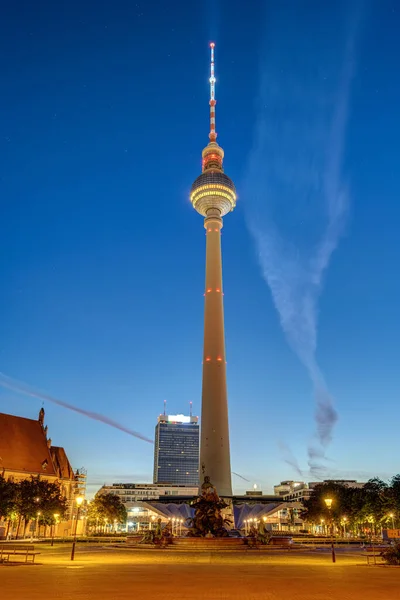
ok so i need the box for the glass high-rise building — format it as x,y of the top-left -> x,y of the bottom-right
153,414 -> 199,486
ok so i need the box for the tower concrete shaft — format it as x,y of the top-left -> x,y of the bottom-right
200,208 -> 232,496
190,43 -> 236,497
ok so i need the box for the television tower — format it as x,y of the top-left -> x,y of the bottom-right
190,43 -> 236,497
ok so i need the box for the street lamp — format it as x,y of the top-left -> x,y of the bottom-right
36,511 -> 41,539
51,514 -> 59,547
70,496 -> 84,561
342,516 -> 347,538
324,497 -> 335,563
389,513 -> 395,530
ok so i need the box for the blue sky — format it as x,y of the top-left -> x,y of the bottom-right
1,0 -> 400,495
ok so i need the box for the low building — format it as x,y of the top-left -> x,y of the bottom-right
245,484 -> 263,497
234,502 -> 305,532
273,479 -> 366,503
98,482 -> 199,502
0,409 -> 84,538
96,483 -> 199,532
274,481 -> 313,503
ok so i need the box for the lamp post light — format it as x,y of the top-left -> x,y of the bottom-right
324,497 -> 335,563
389,513 -> 395,530
36,511 -> 41,539
343,517 -> 347,538
70,496 -> 84,561
51,514 -> 59,547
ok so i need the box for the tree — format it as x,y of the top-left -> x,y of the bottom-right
358,478 -> 389,533
0,477 -> 17,520
300,478 -> 398,537
87,493 -> 127,531
388,475 -> 400,526
300,482 -> 352,528
14,477 -> 68,537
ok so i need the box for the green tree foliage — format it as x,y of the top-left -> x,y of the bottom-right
87,493 -> 127,527
300,477 -> 400,533
15,477 -> 68,525
0,476 -> 68,537
388,475 -> 400,516
0,477 -> 17,519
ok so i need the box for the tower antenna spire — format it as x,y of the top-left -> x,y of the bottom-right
163,399 -> 166,416
209,42 -> 217,142
189,401 -> 193,417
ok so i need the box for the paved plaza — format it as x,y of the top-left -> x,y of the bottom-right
0,545 -> 399,600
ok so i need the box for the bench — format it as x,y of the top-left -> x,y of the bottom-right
364,546 -> 386,565
0,544 -> 40,564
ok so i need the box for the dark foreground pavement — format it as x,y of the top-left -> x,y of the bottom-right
1,546 -> 399,600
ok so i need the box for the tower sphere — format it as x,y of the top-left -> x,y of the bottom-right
190,169 -> 237,217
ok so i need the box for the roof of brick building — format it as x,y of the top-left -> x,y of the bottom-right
0,411 -> 73,480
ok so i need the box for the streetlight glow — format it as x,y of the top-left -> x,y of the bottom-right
71,496 -> 84,561
323,497 -> 336,563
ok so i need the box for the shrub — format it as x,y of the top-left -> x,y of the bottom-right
382,542 -> 400,565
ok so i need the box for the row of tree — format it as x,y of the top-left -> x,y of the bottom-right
86,493 -> 127,531
0,477 -> 128,537
0,476 -> 68,537
300,476 -> 400,535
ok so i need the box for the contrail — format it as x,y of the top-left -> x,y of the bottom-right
0,372 -> 154,444
278,441 -> 303,478
0,372 -> 254,478
232,471 -> 251,483
244,4 -> 364,465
